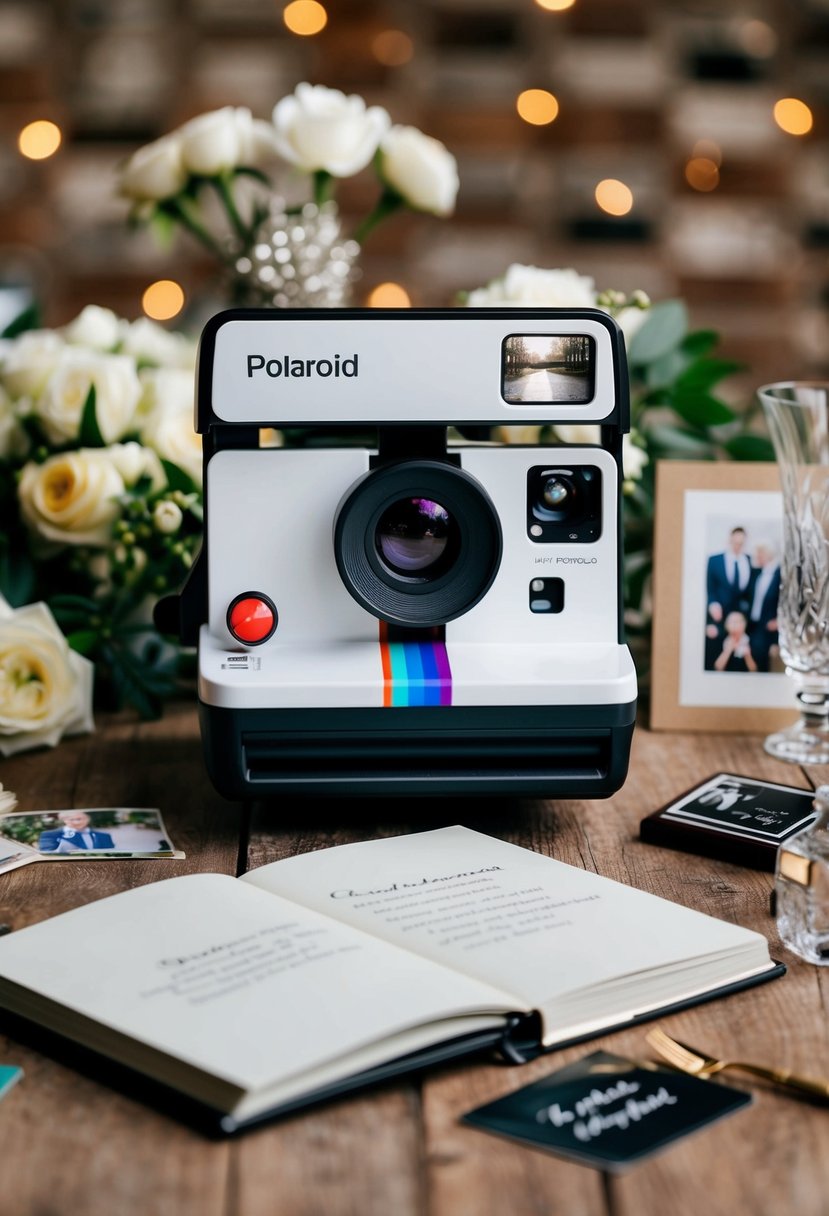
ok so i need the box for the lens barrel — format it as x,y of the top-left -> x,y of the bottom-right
334,460 -> 502,627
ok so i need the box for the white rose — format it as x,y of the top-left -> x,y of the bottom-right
180,106 -> 248,176
120,318 -> 196,369
106,441 -> 165,490
379,126 -> 459,216
119,133 -> 187,202
63,305 -> 122,352
272,83 -> 390,176
0,781 -> 16,814
466,265 -> 597,308
1,329 -> 65,399
18,449 -> 126,548
613,305 -> 649,344
554,423 -> 601,445
237,116 -> 278,167
0,385 -> 29,460
139,370 -> 201,486
34,348 -> 142,445
153,500 -> 183,534
0,596 -> 94,757
140,408 -> 202,486
623,432 -> 649,483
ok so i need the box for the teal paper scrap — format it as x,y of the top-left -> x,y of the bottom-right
0,1065 -> 22,1101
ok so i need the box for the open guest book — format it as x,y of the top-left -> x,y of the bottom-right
0,826 -> 782,1133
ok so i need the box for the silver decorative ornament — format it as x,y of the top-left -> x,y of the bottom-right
231,199 -> 360,309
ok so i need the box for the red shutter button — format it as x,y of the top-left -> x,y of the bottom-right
227,593 -> 277,645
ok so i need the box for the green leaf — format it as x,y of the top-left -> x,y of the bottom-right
627,300 -> 688,366
724,434 -> 776,461
670,392 -> 736,428
1,302 -> 41,339
66,629 -> 100,655
647,424 -> 716,457
106,644 -> 162,719
161,459 -> 197,493
149,207 -> 177,249
0,541 -> 36,606
78,385 -> 106,447
643,349 -> 690,388
673,358 -> 744,396
680,329 -> 718,358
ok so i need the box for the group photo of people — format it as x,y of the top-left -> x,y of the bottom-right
705,521 -> 782,674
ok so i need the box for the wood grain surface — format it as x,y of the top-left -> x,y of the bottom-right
0,707 -> 827,1216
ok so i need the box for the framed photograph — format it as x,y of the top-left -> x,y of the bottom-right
650,460 -> 796,732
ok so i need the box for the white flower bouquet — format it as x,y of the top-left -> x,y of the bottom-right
118,84 -> 459,304
0,305 -> 204,730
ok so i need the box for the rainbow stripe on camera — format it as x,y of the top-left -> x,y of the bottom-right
379,624 -> 452,707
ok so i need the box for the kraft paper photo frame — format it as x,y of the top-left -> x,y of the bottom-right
650,460 -> 797,733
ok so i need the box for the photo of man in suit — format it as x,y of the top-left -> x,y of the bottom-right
747,542 -> 781,672
38,811 -> 115,853
705,526 -> 752,670
707,526 -> 752,623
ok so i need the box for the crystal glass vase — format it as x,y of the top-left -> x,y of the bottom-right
759,382 -> 829,763
230,199 -> 360,309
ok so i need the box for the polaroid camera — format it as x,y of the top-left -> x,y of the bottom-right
161,307 -> 637,800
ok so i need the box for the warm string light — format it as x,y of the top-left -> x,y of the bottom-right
142,280 -> 185,321
773,98 -> 813,136
372,29 -> 414,66
283,0 -> 327,36
595,179 -> 633,217
516,89 -> 559,126
18,120 -> 62,160
367,283 -> 411,307
691,139 -> 722,166
685,157 -> 720,192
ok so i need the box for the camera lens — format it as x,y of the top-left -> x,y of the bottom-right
533,472 -> 577,522
542,477 -> 573,511
334,460 -> 502,627
376,498 -> 454,576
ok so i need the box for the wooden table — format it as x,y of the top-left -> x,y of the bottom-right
1,705 -> 827,1216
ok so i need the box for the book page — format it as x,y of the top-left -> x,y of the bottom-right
0,873 -> 517,1096
242,827 -> 769,1011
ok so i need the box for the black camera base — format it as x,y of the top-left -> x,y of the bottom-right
199,702 -> 636,800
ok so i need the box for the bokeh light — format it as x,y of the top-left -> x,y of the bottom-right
595,179 -> 633,216
142,280 -> 185,321
738,19 -> 778,58
691,138 -> 722,166
367,282 -> 411,308
18,120 -> 62,160
534,0 -> 576,10
773,98 -> 813,136
283,0 -> 327,36
685,157 -> 720,192
516,89 -> 559,126
372,29 -> 414,66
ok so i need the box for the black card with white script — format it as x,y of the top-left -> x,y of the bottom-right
462,1051 -> 751,1172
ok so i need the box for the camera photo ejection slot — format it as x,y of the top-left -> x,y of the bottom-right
227,592 -> 278,645
529,578 -> 564,614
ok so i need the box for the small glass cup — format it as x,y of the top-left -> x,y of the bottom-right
758,381 -> 829,764
775,785 -> 829,965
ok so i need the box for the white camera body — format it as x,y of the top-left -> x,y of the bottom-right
163,308 -> 637,799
